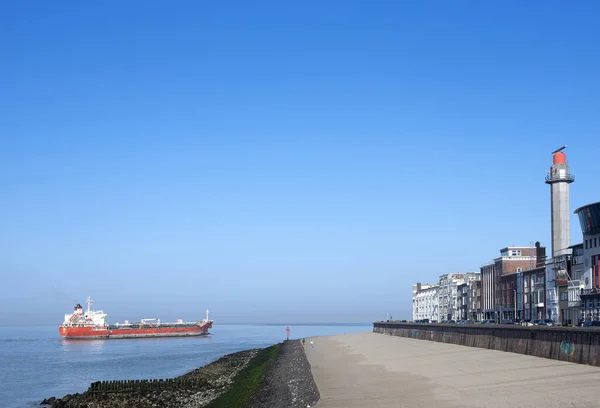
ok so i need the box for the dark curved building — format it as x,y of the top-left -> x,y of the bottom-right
575,202 -> 600,236
574,202 -> 600,321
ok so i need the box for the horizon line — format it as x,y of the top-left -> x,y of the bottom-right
0,322 -> 375,327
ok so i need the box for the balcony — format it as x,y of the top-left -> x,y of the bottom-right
581,289 -> 600,297
545,173 -> 575,183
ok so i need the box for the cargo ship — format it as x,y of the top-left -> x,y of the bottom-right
59,297 -> 213,339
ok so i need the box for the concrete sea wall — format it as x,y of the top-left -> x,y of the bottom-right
373,322 -> 600,367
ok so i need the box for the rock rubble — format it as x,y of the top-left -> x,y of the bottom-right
41,349 -> 258,408
248,340 -> 320,408
41,340 -> 320,408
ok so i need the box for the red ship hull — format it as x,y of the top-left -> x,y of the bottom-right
59,322 -> 212,340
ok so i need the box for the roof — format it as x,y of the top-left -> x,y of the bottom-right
574,201 -> 600,214
498,246 -> 536,251
574,202 -> 600,235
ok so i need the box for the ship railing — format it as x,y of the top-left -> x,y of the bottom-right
167,321 -> 203,325
106,320 -> 211,327
63,322 -> 101,327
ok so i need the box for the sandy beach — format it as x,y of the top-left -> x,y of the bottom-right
305,332 -> 600,408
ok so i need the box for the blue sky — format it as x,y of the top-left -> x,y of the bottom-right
1,1 -> 599,325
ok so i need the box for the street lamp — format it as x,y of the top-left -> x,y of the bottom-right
513,289 -> 517,322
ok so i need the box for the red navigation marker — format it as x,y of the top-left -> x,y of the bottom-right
285,326 -> 290,341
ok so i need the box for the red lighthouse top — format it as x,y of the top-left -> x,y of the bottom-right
553,151 -> 566,165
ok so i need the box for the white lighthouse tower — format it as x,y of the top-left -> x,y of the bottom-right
545,146 -> 574,323
545,146 -> 574,258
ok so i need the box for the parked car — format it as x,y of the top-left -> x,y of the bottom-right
543,319 -> 555,326
532,319 -> 554,326
582,321 -> 600,327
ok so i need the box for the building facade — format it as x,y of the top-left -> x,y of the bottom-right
522,266 -> 546,321
545,245 -> 585,326
413,274 -> 479,322
481,245 -> 544,321
481,263 -> 494,320
438,273 -> 480,321
438,275 -> 450,321
499,272 -> 518,322
467,280 -> 482,320
575,202 -> 600,323
412,283 -> 439,322
457,283 -> 469,321
564,243 -> 585,325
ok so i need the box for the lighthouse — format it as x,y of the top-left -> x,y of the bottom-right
545,146 -> 575,258
545,146 -> 575,323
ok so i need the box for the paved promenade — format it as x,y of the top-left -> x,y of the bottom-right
304,332 -> 600,408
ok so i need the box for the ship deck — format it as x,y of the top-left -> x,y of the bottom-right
107,324 -> 200,330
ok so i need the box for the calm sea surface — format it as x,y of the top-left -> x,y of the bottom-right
0,324 -> 371,408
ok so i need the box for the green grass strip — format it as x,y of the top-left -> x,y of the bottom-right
205,343 -> 281,408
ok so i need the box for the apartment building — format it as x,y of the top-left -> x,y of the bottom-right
468,279 -> 482,320
575,202 -> 600,322
412,283 -> 439,322
438,273 -> 480,321
481,244 -> 545,321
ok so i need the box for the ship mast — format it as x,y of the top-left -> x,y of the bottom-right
87,296 -> 93,314
206,309 -> 209,321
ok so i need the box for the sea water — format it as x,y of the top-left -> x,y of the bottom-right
0,324 -> 370,408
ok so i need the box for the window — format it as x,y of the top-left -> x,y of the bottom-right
587,240 -> 589,249
516,267 -> 522,272
596,237 -> 598,247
